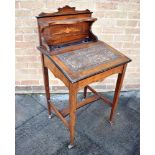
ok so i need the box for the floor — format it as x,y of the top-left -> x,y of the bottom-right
15,91 -> 140,155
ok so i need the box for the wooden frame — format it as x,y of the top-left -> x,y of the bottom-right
36,6 -> 131,148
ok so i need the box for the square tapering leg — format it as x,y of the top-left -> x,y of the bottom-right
83,86 -> 88,99
41,54 -> 51,117
68,84 -> 77,147
109,64 -> 127,122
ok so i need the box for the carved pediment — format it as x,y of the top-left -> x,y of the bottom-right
37,5 -> 91,18
58,5 -> 76,13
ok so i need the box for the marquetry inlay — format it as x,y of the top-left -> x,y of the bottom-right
57,43 -> 120,72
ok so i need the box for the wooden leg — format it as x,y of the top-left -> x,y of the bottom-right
68,84 -> 77,148
83,86 -> 88,98
41,54 -> 51,118
109,64 -> 127,122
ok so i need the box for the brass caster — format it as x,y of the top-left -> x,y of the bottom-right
109,121 -> 113,126
48,115 -> 52,119
82,97 -> 86,101
68,144 -> 74,149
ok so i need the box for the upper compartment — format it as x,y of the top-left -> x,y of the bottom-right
36,5 -> 98,49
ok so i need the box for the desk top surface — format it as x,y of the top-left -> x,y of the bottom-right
46,41 -> 131,83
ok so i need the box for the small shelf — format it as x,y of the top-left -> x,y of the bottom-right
39,17 -> 97,26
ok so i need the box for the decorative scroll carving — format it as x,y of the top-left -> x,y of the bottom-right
58,5 -> 76,13
57,43 -> 120,72
37,5 -> 91,18
41,37 -> 50,52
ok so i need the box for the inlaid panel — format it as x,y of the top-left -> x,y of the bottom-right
57,43 -> 120,72
42,22 -> 90,45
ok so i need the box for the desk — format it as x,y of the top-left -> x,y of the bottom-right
36,5 -> 131,148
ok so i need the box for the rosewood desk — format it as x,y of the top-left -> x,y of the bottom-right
36,5 -> 131,148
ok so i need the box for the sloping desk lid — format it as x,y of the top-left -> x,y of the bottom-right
46,41 -> 131,83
